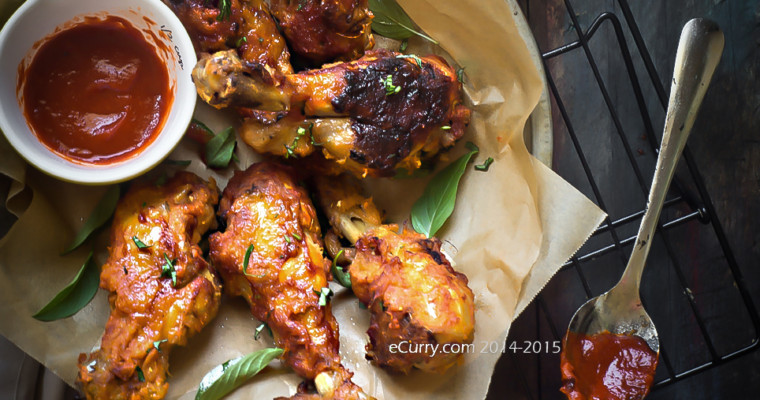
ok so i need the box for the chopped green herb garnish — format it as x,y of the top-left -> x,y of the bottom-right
331,249 -> 351,288
317,287 -> 333,307
153,339 -> 168,353
456,67 -> 465,83
136,366 -> 145,382
399,39 -> 408,52
297,0 -> 307,11
384,75 -> 401,95
284,125 -> 309,159
242,244 -> 255,277
396,54 -> 423,68
216,0 -> 231,21
475,157 -> 494,172
441,125 -> 451,130
292,233 -> 302,241
161,254 -> 177,287
254,323 -> 269,340
284,235 -> 292,244
132,236 -> 150,249
235,36 -> 247,47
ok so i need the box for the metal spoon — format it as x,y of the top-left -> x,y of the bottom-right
565,18 -> 724,354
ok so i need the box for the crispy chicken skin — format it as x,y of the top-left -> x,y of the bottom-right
314,174 -> 475,373
269,0 -> 374,65
166,0 -> 293,82
208,162 -> 371,399
193,49 -> 470,177
77,173 -> 221,399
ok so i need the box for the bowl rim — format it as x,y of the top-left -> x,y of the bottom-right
0,0 -> 197,185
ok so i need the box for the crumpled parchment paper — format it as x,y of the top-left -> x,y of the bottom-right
0,0 -> 606,398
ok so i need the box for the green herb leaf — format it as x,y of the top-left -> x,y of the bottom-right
396,54 -> 423,68
254,323 -> 268,340
153,339 -> 168,353
242,244 -> 255,277
61,186 -> 120,255
399,39 -> 408,52
161,254 -> 177,287
33,252 -> 99,321
368,0 -> 438,44
292,232 -> 302,241
331,249 -> 351,289
456,67 -> 465,83
132,236 -> 150,249
411,142 -> 479,237
235,36 -> 247,47
205,126 -> 237,168
216,0 -> 231,21
317,287 -> 334,307
384,75 -> 401,95
136,366 -> 145,382
166,159 -> 192,166
475,157 -> 494,172
195,348 -> 283,400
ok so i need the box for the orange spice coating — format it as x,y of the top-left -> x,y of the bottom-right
209,162 -> 370,399
77,172 -> 221,399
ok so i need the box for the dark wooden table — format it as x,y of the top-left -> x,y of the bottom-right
488,1 -> 760,399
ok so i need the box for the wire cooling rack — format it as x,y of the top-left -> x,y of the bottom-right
488,0 -> 760,398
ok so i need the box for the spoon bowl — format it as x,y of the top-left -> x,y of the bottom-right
565,18 -> 725,356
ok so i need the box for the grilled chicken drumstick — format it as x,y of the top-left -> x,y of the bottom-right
269,0 -> 374,65
77,173 -> 221,399
193,49 -> 470,177
313,174 -> 475,373
208,162 -> 371,399
165,0 -> 293,83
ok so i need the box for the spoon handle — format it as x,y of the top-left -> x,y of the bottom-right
619,19 -> 724,292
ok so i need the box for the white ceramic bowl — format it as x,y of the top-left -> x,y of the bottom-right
0,0 -> 197,184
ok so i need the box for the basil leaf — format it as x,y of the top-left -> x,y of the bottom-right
166,159 -> 192,166
411,142 -> 479,237
61,186 -> 120,255
33,251 -> 99,321
331,249 -> 351,289
368,0 -> 438,44
195,348 -> 283,400
205,126 -> 237,168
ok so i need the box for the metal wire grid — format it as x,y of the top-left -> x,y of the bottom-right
501,0 -> 760,398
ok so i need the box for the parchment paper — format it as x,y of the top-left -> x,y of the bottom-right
0,0 -> 606,399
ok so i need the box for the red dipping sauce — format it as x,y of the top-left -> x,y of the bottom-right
20,16 -> 172,164
560,331 -> 659,400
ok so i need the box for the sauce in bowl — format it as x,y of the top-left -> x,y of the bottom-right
21,16 -> 172,164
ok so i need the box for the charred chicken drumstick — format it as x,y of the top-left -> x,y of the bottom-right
269,0 -> 374,65
77,173 -> 221,399
208,162 -> 371,399
193,49 -> 470,177
314,174 -> 475,373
